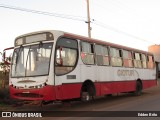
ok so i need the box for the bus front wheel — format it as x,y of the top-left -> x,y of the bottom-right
80,80 -> 95,102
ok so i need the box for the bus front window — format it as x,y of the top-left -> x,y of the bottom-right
11,46 -> 29,77
11,43 -> 53,77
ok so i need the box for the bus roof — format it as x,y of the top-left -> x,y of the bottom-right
15,30 -> 153,55
64,32 -> 153,55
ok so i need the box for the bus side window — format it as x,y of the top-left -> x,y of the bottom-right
81,42 -> 94,65
95,44 -> 109,66
110,47 -> 122,67
147,55 -> 154,69
133,53 -> 142,68
123,50 -> 133,67
141,54 -> 147,68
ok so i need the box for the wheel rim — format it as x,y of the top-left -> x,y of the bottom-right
81,92 -> 90,101
86,94 -> 90,101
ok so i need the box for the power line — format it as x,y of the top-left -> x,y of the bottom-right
0,4 -> 87,22
87,1 -> 155,44
92,20 -> 156,44
0,3 -> 155,44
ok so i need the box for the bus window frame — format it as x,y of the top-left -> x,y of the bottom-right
95,44 -> 110,66
122,50 -> 133,68
147,55 -> 155,69
133,52 -> 142,68
11,42 -> 53,78
109,47 -> 123,67
80,41 -> 95,65
55,37 -> 79,76
141,53 -> 147,69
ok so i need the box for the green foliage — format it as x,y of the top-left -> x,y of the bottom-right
0,50 -> 11,70
0,51 -> 10,88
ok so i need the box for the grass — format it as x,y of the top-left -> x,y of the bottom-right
0,87 -> 19,105
0,87 -> 9,98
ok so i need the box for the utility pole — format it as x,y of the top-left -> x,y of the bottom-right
86,0 -> 91,38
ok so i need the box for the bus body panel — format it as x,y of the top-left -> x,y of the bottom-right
10,79 -> 157,101
54,65 -> 82,100
9,30 -> 157,101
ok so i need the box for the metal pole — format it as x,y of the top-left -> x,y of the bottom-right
86,0 -> 91,38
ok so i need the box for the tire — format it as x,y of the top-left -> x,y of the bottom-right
135,81 -> 142,96
81,84 -> 95,102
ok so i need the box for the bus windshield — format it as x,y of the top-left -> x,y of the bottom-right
11,42 -> 53,77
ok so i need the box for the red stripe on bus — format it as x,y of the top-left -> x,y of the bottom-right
10,79 -> 157,101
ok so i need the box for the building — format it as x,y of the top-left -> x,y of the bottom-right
148,45 -> 160,78
148,45 -> 160,62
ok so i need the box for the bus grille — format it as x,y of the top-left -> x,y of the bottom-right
14,93 -> 43,98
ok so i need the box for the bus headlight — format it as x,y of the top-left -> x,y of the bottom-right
42,83 -> 45,87
35,83 -> 46,89
13,85 -> 16,88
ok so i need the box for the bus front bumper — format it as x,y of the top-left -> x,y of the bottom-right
9,85 -> 56,101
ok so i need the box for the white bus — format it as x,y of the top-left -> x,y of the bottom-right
9,30 -> 157,103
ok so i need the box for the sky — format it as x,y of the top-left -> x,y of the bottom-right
0,0 -> 160,57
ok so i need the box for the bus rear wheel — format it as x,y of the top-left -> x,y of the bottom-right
135,81 -> 142,96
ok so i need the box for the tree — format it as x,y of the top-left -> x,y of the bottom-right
0,51 -> 12,88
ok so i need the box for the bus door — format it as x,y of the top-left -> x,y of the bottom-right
54,37 -> 80,100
